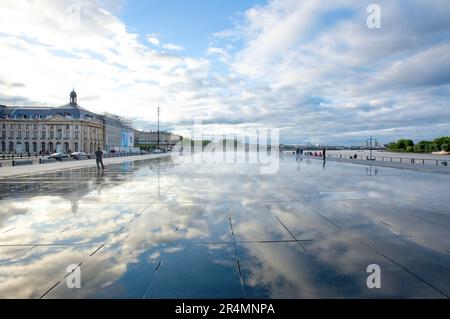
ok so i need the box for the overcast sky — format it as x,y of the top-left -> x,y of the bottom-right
0,0 -> 449,145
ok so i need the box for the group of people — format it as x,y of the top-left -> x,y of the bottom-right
39,150 -> 52,156
293,148 -> 361,161
296,148 -> 327,160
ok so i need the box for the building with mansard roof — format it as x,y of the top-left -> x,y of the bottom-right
0,89 -> 133,154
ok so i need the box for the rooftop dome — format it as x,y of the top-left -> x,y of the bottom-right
69,89 -> 78,105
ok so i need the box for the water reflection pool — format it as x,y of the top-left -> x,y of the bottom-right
0,155 -> 449,298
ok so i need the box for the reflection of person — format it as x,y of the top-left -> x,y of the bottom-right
95,147 -> 105,170
96,169 -> 105,179
95,169 -> 105,194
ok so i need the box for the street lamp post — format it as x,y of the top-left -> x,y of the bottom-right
157,97 -> 160,150
366,137 -> 378,160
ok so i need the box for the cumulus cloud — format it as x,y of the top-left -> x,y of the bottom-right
0,0 -> 212,126
162,43 -> 184,52
0,0 -> 449,144
212,0 -> 450,144
147,34 -> 161,47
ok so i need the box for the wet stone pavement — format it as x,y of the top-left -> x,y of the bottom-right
0,155 -> 449,299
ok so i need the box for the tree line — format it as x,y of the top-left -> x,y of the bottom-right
387,137 -> 450,153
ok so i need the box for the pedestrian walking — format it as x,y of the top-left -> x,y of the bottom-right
95,147 -> 105,170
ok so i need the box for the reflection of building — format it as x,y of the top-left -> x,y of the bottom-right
134,129 -> 182,148
71,198 -> 79,215
0,90 -> 103,154
101,113 -> 135,152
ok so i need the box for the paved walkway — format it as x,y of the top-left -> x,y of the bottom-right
0,153 -> 172,179
306,156 -> 450,174
1,155 -> 449,298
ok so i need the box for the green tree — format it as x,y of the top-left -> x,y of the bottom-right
414,140 -> 432,153
202,140 -> 212,149
397,139 -> 414,150
388,139 -> 414,151
388,136 -> 449,153
137,144 -> 155,151
387,142 -> 398,150
432,137 -> 450,151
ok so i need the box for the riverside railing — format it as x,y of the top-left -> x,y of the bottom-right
324,153 -> 449,167
0,153 -> 47,160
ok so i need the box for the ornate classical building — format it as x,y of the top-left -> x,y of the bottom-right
0,90 -> 104,154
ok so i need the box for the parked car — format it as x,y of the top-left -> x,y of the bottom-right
153,149 -> 164,154
70,152 -> 88,160
48,153 -> 69,161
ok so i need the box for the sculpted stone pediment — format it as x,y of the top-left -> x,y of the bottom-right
46,115 -> 73,122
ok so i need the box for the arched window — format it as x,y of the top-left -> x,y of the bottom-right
16,142 -> 23,153
74,142 -> 79,152
41,142 -> 46,153
9,142 -> 14,153
1,141 -> 5,153
33,142 -> 37,153
49,142 -> 54,153
25,142 -> 30,153
56,142 -> 62,153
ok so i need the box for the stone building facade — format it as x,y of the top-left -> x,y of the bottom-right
133,129 -> 182,148
101,113 -> 135,152
0,90 -> 104,154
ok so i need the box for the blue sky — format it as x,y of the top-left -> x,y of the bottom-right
0,0 -> 449,145
119,0 -> 262,57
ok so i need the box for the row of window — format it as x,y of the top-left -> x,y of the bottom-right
1,141 -> 76,153
3,130 -> 102,138
1,141 -> 102,153
1,131 -> 81,139
2,124 -> 80,130
2,129 -> 100,135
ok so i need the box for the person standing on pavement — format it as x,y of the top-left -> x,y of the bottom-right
322,148 -> 326,160
95,147 -> 105,170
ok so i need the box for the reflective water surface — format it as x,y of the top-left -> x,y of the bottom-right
0,155 -> 449,298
